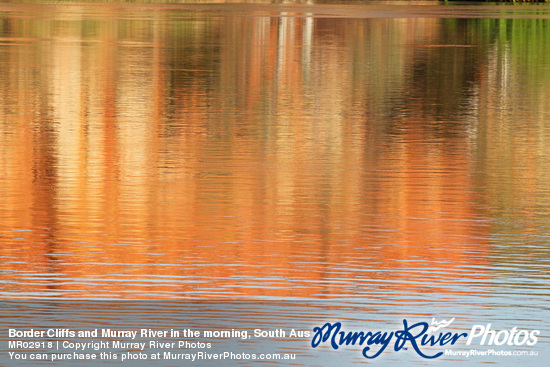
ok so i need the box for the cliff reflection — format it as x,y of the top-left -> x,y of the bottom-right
1,7 -> 549,299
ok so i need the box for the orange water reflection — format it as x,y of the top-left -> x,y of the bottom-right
1,6 -> 549,300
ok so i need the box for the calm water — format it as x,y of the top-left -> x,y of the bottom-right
0,1 -> 549,364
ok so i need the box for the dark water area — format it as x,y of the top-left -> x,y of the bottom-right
0,1 -> 549,365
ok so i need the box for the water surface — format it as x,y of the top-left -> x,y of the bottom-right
0,1 -> 549,363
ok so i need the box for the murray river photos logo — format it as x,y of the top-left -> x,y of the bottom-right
310,318 -> 540,359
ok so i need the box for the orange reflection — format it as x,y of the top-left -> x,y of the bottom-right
2,7 -> 548,300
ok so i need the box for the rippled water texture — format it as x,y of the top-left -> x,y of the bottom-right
0,1 -> 549,326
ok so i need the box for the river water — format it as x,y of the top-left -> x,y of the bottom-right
0,1 -> 549,365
